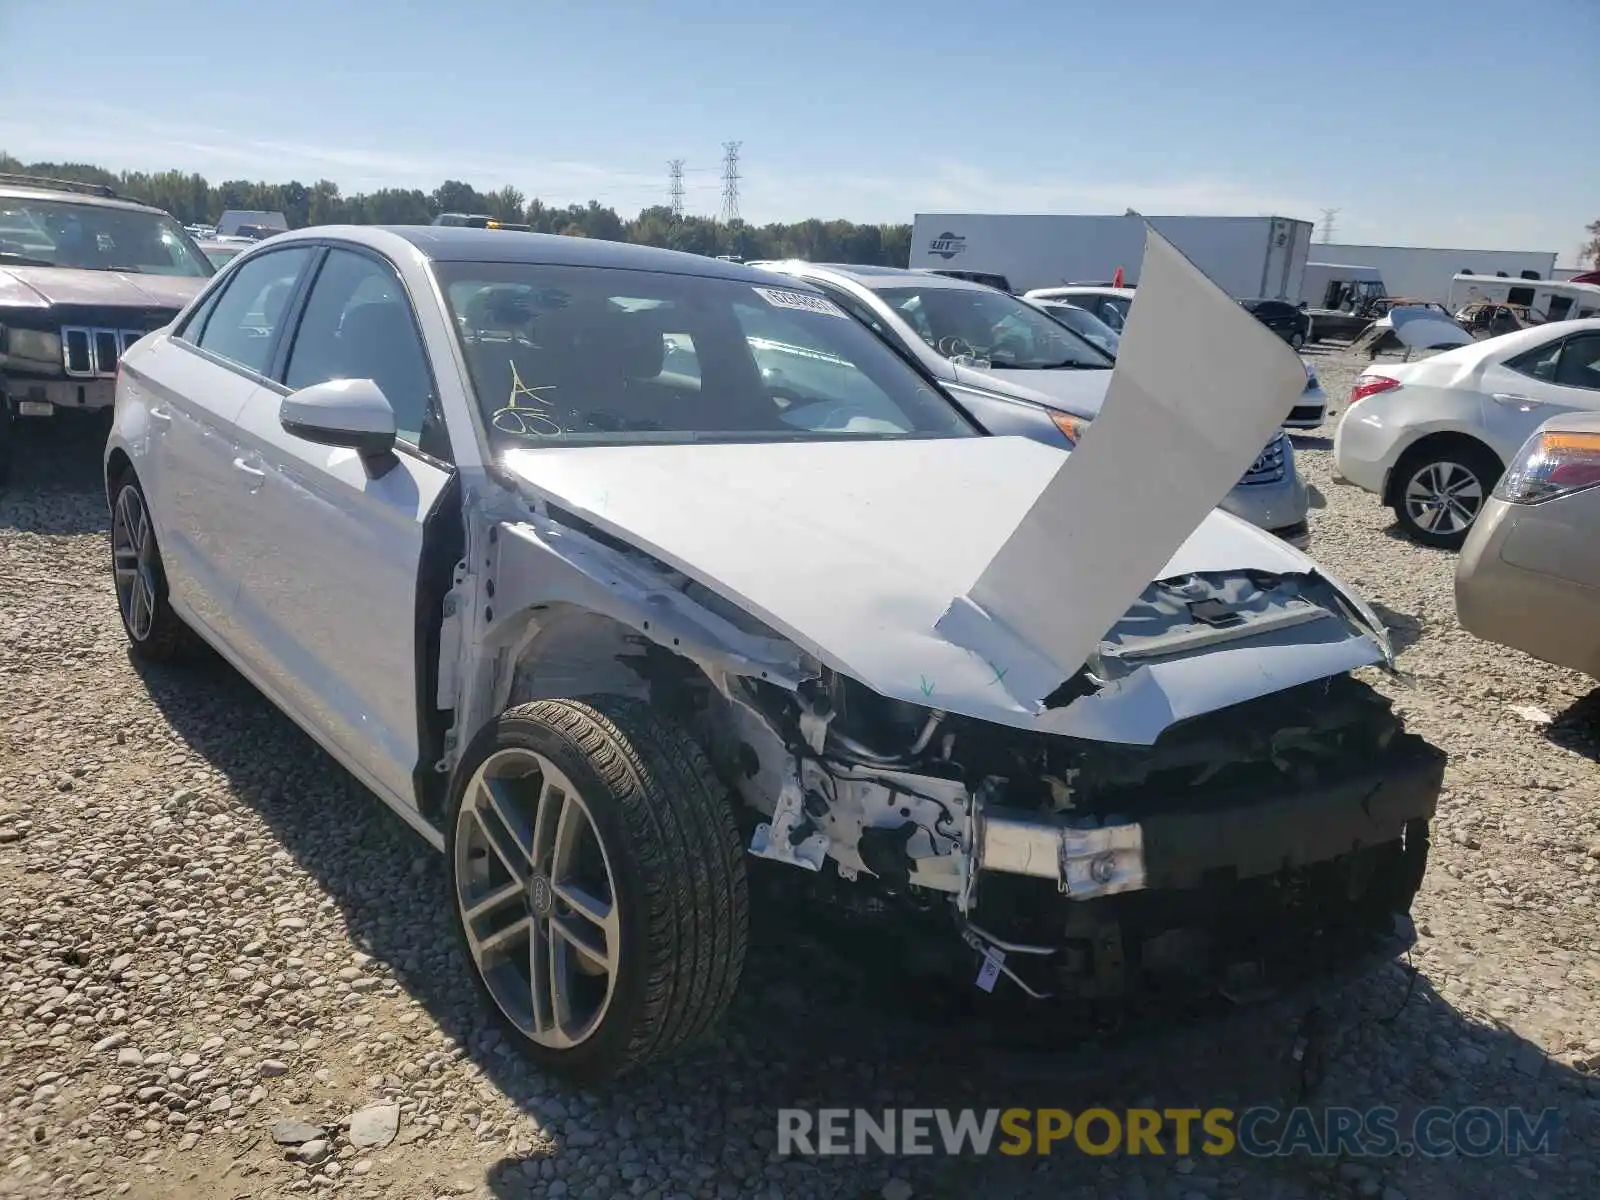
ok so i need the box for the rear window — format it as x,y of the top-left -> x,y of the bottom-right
435,263 -> 976,450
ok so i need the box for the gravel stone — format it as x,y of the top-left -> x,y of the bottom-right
273,1119 -> 326,1146
347,1102 -> 400,1149
291,1139 -> 331,1165
4,367 -> 1599,1199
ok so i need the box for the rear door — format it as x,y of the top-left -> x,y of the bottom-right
222,244 -> 456,807
1481,331 -> 1600,459
147,244 -> 316,639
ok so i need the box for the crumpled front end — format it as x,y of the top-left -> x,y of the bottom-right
478,462 -> 1438,1003
470,227 -> 1443,1006
717,567 -> 1439,1002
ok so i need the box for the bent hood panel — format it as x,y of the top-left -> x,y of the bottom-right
501,230 -> 1367,743
932,231 -> 1315,704
0,267 -> 205,311
503,436 -> 1371,743
1390,305 -> 1473,351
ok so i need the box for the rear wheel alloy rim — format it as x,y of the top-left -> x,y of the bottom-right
112,486 -> 157,641
1403,461 -> 1483,536
455,748 -> 621,1050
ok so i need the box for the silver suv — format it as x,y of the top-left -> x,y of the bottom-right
755,263 -> 1310,546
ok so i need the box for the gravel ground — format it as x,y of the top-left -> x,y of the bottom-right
3,346 -> 1599,1200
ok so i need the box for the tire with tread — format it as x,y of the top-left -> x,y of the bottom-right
445,696 -> 748,1082
109,470 -> 196,660
1389,440 -> 1502,551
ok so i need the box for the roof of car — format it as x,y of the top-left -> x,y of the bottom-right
0,183 -> 169,216
1429,316 -> 1600,360
763,261 -> 993,292
368,225 -> 791,283
1024,286 -> 1137,300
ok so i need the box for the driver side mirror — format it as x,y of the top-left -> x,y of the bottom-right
279,378 -> 398,475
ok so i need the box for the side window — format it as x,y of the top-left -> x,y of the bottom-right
191,247 -> 314,375
284,249 -> 435,445
175,279 -> 228,343
1506,338 -> 1563,383
1554,333 -> 1600,391
1094,297 -> 1127,331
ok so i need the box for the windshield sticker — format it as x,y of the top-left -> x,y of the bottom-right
752,287 -> 848,319
491,360 -> 564,439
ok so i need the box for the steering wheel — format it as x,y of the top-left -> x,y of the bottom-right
935,335 -> 975,359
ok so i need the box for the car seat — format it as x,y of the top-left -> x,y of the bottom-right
335,301 -> 432,436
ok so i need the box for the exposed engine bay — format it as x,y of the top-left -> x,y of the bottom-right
570,557 -> 1442,1004
461,284 -> 1443,1008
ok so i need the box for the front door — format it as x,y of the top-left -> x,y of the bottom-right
222,245 -> 456,806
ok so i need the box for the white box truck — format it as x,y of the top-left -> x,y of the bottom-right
908,213 -> 1315,300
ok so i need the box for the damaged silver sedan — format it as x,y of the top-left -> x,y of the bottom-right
104,225 -> 1442,1081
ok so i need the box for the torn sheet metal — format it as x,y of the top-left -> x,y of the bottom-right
502,434 -> 1074,720
934,228 -> 1314,698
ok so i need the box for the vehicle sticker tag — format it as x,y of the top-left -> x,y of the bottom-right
752,287 -> 847,319
975,947 -> 1006,993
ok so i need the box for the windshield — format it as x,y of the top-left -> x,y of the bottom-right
436,263 -> 978,449
1039,302 -> 1120,356
874,284 -> 1112,369
0,197 -> 214,276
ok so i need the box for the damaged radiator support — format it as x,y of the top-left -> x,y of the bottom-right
974,806 -> 1147,899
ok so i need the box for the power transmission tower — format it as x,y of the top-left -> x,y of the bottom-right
1319,208 -> 1340,244
667,159 -> 685,218
719,141 -> 742,223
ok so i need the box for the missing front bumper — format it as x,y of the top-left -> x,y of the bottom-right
973,734 -> 1444,899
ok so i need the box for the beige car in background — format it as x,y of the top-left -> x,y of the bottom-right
1455,410 -> 1600,678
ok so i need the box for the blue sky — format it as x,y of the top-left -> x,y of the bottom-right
2,0 -> 1595,260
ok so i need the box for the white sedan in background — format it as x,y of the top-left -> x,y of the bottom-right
1334,318 -> 1600,548
1026,296 -> 1122,355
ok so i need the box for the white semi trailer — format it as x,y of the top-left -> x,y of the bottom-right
908,213 -> 1315,300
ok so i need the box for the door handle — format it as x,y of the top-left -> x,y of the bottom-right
148,406 -> 171,424
232,456 -> 266,483
1491,393 -> 1540,409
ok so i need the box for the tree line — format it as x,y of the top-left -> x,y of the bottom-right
0,152 -> 914,266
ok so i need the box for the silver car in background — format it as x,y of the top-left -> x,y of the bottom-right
751,262 -> 1311,548
1028,296 -> 1122,356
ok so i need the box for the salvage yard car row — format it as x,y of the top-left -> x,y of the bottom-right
3,171 -> 1595,1090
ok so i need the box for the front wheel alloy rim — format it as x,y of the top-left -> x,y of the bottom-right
1403,461 -> 1484,535
455,748 -> 622,1050
112,486 -> 158,641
